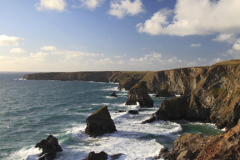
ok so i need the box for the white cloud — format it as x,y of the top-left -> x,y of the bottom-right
114,54 -> 126,58
118,60 -> 125,64
108,0 -> 144,19
41,46 -> 58,51
226,38 -> 240,58
35,0 -> 67,11
10,48 -> 25,53
198,58 -> 207,61
74,0 -> 105,10
52,50 -> 101,59
137,0 -> 240,36
212,33 -> 237,44
0,35 -> 24,46
232,39 -> 240,51
210,58 -> 223,65
30,52 -> 48,59
190,43 -> 201,47
91,58 -> 114,64
130,52 -> 162,63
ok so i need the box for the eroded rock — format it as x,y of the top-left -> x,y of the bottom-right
125,81 -> 153,108
35,135 -> 63,160
85,106 -> 117,138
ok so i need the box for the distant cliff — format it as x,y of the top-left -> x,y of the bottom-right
23,71 -> 149,83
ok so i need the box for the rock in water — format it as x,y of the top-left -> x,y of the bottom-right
125,81 -> 153,108
85,106 -> 117,138
110,91 -> 117,97
83,151 -> 124,160
128,110 -> 139,114
35,135 -> 63,160
83,151 -> 108,160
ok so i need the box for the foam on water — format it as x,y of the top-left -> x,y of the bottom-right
9,147 -> 41,160
101,86 -> 119,91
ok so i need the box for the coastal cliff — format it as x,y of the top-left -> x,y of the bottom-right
154,60 -> 240,130
23,71 -> 149,84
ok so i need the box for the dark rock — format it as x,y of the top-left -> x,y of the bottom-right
154,147 -> 169,159
83,151 -> 108,160
140,114 -> 156,124
83,152 -> 124,160
115,110 -> 126,113
125,81 -> 154,108
35,135 -> 62,160
110,91 -> 117,97
155,89 -> 175,97
128,110 -> 139,114
161,120 -> 240,159
85,106 -> 117,138
110,153 -> 125,159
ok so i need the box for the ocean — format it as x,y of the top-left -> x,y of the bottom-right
0,72 -> 223,160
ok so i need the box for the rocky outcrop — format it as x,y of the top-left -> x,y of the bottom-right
83,151 -> 108,160
155,89 -> 175,97
85,106 -> 117,138
128,110 -> 139,114
83,151 -> 124,160
157,120 -> 240,160
35,135 -> 63,160
110,91 -> 117,97
125,81 -> 154,108
152,60 -> 240,129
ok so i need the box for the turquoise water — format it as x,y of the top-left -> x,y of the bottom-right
0,73 -> 222,160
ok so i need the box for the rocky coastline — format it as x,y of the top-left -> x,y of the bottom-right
25,59 -> 240,159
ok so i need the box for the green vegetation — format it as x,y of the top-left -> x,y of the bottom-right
213,59 -> 240,66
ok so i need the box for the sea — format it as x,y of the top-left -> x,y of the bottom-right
0,72 -> 223,160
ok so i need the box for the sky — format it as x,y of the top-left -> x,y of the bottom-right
1,0 -> 240,72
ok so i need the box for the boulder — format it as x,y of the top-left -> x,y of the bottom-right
128,110 -> 139,114
110,91 -> 117,97
115,110 -> 127,113
155,89 -> 175,97
83,151 -> 124,160
83,151 -> 108,160
35,135 -> 63,160
85,106 -> 117,138
125,81 -> 154,108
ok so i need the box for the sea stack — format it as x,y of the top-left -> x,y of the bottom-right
110,91 -> 117,97
85,106 -> 117,138
35,135 -> 63,160
125,81 -> 154,108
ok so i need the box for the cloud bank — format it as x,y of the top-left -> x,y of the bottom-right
137,0 -> 240,36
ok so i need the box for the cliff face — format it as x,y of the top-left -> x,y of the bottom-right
154,60 -> 240,129
140,67 -> 209,94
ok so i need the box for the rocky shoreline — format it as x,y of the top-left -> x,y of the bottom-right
25,59 -> 240,159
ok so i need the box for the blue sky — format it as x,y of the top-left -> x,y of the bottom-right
0,0 -> 240,72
